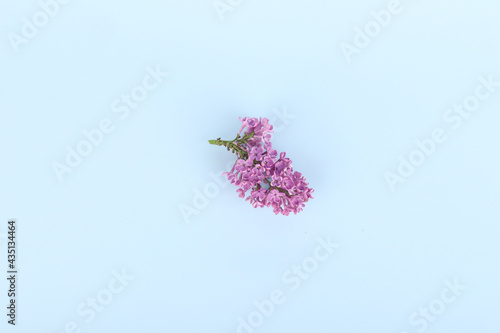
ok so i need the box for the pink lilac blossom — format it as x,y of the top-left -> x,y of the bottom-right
210,117 -> 314,215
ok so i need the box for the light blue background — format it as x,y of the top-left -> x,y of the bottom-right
1,0 -> 499,332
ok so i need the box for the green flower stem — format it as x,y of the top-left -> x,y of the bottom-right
208,132 -> 254,159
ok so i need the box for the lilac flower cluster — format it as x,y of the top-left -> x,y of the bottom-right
209,117 -> 313,215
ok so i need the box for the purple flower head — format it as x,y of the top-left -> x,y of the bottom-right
270,174 -> 281,187
261,156 -> 274,169
282,177 -> 294,190
249,146 -> 264,161
252,188 -> 267,200
209,117 -> 314,215
234,159 -> 246,171
267,189 -> 284,203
